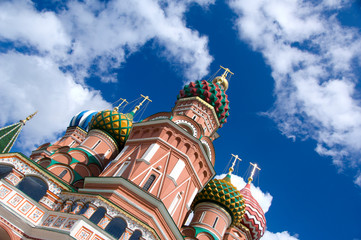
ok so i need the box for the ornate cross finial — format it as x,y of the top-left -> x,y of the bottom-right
220,65 -> 234,79
248,162 -> 261,183
20,111 -> 38,125
113,98 -> 128,112
132,94 -> 152,114
229,153 -> 242,174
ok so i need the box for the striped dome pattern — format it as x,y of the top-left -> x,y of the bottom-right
238,183 -> 266,240
178,80 -> 230,127
191,175 -> 245,224
69,110 -> 98,131
89,110 -> 133,149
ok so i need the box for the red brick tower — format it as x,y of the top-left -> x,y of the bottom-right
81,69 -> 232,239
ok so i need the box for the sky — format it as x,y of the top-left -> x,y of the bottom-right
0,0 -> 361,239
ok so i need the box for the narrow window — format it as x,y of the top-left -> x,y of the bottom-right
212,217 -> 219,228
192,115 -> 197,120
104,149 -> 111,158
141,143 -> 160,162
187,188 -> 198,208
69,140 -> 76,148
92,140 -> 101,150
168,193 -> 181,215
199,212 -> 205,222
169,159 -> 185,182
58,170 -> 68,179
142,175 -> 156,191
115,161 -> 130,177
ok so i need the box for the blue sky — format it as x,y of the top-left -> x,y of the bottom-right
1,0 -> 361,239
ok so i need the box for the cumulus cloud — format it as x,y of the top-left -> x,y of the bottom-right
0,0 -> 214,152
262,231 -> 299,240
0,52 -> 109,152
228,0 -> 361,185
215,174 -> 299,240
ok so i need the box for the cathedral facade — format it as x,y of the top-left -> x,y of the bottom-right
0,69 -> 266,240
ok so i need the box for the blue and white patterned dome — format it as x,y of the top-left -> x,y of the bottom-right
69,110 -> 98,131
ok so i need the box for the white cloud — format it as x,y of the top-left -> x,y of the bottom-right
228,0 -> 361,185
262,231 -> 299,240
58,0 -> 213,82
0,0 -> 214,152
0,52 -> 109,152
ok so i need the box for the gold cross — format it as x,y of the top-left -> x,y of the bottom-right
248,162 -> 261,183
114,98 -> 128,112
220,65 -> 234,79
132,94 -> 152,114
229,153 -> 242,173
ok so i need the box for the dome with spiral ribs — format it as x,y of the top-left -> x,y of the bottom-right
69,110 -> 98,131
237,183 -> 266,240
89,110 -> 133,149
191,174 -> 245,224
177,80 -> 230,127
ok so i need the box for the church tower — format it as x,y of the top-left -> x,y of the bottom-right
78,68 -> 232,239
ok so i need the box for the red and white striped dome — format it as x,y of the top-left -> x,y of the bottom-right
239,183 -> 266,240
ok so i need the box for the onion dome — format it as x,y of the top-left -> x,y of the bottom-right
191,174 -> 245,224
69,110 -> 98,131
178,79 -> 230,127
239,183 -> 266,240
89,110 -> 133,149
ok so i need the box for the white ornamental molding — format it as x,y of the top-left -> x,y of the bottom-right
175,120 -> 197,137
201,140 -> 212,160
0,157 -> 62,195
150,116 -> 168,121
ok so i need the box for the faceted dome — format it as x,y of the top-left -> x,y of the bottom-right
89,110 -> 133,148
191,174 -> 245,224
238,183 -> 266,240
69,110 -> 98,131
178,80 -> 230,127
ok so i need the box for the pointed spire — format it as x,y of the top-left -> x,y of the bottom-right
0,112 -> 37,153
248,162 -> 261,183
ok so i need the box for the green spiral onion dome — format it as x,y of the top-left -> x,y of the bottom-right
178,79 -> 230,127
191,174 -> 246,225
89,110 -> 133,149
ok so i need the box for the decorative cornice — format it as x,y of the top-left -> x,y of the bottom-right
81,176 -> 184,240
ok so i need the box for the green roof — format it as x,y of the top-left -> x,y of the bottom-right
0,122 -> 23,153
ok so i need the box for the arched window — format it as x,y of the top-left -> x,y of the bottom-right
0,165 -> 13,179
129,230 -> 142,240
17,176 -> 48,202
89,207 -> 106,224
58,169 -> 68,179
104,217 -> 127,239
142,175 -> 156,191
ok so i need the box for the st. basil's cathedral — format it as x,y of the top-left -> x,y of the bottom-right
0,67 -> 266,240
